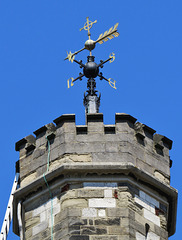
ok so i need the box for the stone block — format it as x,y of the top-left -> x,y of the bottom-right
117,191 -> 132,208
50,135 -> 64,149
143,209 -> 160,227
89,219 -> 93,225
82,208 -> 97,218
118,141 -> 132,153
25,228 -> 32,239
154,171 -> 170,185
60,237 -> 70,240
128,209 -> 135,220
33,147 -> 46,160
105,142 -> 118,153
40,211 -> 46,222
69,224 -> 81,235
77,189 -> 104,198
49,157 -> 71,171
117,132 -> 133,142
68,217 -> 87,227
25,211 -> 33,221
92,152 -> 136,164
69,154 -> 92,162
27,154 -> 47,173
134,196 -> 155,214
54,218 -> 68,232
48,204 -> 61,221
135,212 -> 155,232
25,216 -> 40,230
32,221 -> 48,236
104,189 -> 113,198
54,228 -> 69,239
116,122 -> 134,134
136,232 -> 145,240
54,144 -> 66,158
147,232 -> 160,240
91,237 -> 118,240
32,234 -> 42,240
104,133 -> 120,142
130,219 -> 145,235
154,225 -> 168,238
95,218 -> 120,226
98,210 -> 106,217
35,132 -> 47,148
115,114 -> 136,134
145,152 -> 170,176
21,171 -> 37,187
89,198 -> 116,208
108,226 -> 129,235
132,145 -> 145,162
118,236 -> 130,240
64,142 -> 105,154
76,133 -> 105,143
19,155 -> 33,179
142,134 -> 154,152
20,153 -> 32,168
87,122 -> 104,133
69,236 -> 89,240
67,208 -> 82,217
54,209 -> 68,223
62,122 -> 76,134
87,114 -> 104,133
33,197 -> 58,217
36,164 -> 47,177
62,199 -> 87,210
83,182 -> 117,188
107,208 -> 128,217
40,228 -> 51,239
60,190 -> 77,202
64,133 -> 76,143
87,142 -> 106,153
81,226 -> 107,235
136,158 -> 154,176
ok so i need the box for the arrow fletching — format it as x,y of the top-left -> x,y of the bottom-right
65,47 -> 86,61
95,23 -> 119,44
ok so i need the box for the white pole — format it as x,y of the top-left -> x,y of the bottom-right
0,173 -> 19,240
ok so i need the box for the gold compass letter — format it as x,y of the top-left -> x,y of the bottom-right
67,77 -> 74,88
109,52 -> 115,63
108,78 -> 116,89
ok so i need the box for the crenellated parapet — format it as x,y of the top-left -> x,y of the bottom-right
15,113 -> 172,188
13,113 -> 177,239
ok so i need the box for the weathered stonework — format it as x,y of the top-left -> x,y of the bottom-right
13,113 -> 177,239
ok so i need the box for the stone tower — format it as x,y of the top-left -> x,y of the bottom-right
13,113 -> 177,240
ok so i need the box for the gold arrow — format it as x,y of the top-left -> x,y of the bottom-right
95,23 -> 119,44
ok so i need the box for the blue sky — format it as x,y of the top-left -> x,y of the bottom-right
0,1 -> 181,239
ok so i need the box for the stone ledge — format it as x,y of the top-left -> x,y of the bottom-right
33,125 -> 47,137
115,113 -> 137,124
86,113 -> 103,123
53,114 -> 75,126
154,134 -> 173,150
13,163 -> 177,237
15,135 -> 36,151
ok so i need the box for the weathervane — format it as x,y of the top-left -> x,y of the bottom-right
65,17 -> 119,114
